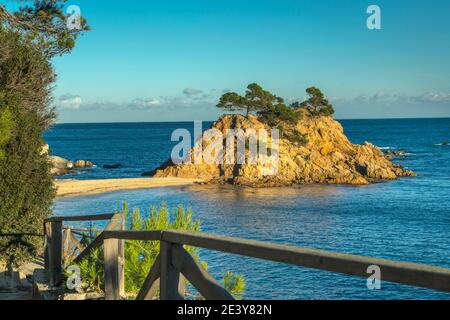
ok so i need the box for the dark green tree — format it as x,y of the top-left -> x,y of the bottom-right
217,92 -> 246,114
217,83 -> 283,116
0,1 -> 88,267
0,0 -> 90,58
292,87 -> 335,116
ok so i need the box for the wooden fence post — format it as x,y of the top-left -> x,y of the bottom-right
63,228 -> 71,266
44,222 -> 51,269
48,221 -> 63,287
104,237 -> 123,300
118,214 -> 125,297
160,241 -> 184,300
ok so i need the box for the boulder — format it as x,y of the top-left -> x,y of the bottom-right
151,114 -> 416,186
74,160 -> 94,168
49,156 -> 74,176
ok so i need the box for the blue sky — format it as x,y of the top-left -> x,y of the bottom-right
14,0 -> 450,122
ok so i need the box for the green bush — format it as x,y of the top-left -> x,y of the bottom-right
78,203 -> 246,299
0,27 -> 56,266
0,2 -> 88,267
285,129 -> 309,146
0,107 -> 14,160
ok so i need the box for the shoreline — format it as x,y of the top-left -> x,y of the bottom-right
54,177 -> 202,198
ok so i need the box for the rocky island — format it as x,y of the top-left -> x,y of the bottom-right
152,84 -> 415,186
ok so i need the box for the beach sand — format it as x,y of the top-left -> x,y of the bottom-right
55,177 -> 202,197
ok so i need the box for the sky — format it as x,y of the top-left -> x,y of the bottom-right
10,0 -> 450,122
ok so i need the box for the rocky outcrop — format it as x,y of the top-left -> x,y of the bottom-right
74,160 -> 94,168
49,156 -> 74,176
152,114 -> 416,186
42,144 -> 94,176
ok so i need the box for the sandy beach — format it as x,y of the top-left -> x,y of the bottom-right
54,177 -> 202,197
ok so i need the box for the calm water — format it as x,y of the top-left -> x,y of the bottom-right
48,118 -> 450,299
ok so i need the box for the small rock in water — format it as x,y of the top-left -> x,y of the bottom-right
74,160 -> 94,168
49,156 -> 74,176
103,163 -> 122,169
383,150 -> 407,158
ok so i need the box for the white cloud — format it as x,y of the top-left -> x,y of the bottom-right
58,94 -> 82,109
183,88 -> 203,96
131,98 -> 161,108
334,91 -> 450,106
414,92 -> 450,103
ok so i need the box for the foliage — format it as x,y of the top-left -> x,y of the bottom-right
291,87 -> 335,116
0,107 -> 14,160
0,0 -> 90,57
284,129 -> 309,146
217,92 -> 246,114
124,202 -> 201,294
217,83 -> 284,116
78,247 -> 104,292
259,103 -> 300,126
0,2 -> 88,266
0,27 -> 56,266
223,271 -> 246,300
78,203 -> 246,300
217,84 -> 335,123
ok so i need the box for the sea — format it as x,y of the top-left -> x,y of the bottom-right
45,118 -> 450,300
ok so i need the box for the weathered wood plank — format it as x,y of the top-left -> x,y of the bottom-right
171,245 -> 234,300
160,242 -> 184,300
105,212 -> 123,231
44,217 -> 450,297
136,255 -> 161,300
73,212 -> 123,264
44,222 -> 52,269
49,221 -> 63,287
103,230 -> 161,241
63,226 -> 102,233
103,212 -> 125,300
104,237 -> 121,300
45,213 -> 114,223
118,214 -> 125,297
62,228 -> 71,266
162,230 -> 450,293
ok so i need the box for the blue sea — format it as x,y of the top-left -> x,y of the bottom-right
45,118 -> 450,300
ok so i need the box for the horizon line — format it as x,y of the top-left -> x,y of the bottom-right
53,116 -> 450,125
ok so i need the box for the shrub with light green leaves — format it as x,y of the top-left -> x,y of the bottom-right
77,202 -> 245,300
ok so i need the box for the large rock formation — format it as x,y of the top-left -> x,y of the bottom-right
152,114 -> 415,186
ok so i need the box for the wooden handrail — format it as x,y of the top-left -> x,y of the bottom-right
103,230 -> 161,241
102,229 -> 450,294
43,212 -> 123,289
46,215 -> 450,300
45,213 -> 114,222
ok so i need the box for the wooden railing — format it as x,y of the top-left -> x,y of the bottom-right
44,214 -> 450,300
44,213 -> 124,287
